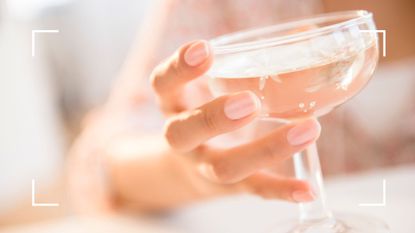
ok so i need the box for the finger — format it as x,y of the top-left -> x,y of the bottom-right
151,40 -> 213,113
164,91 -> 260,152
199,119 -> 321,183
242,172 -> 315,202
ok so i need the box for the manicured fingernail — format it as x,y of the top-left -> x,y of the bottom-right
287,120 -> 321,146
184,41 -> 210,66
292,190 -> 315,202
224,92 -> 260,120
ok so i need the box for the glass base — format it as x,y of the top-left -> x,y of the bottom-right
269,213 -> 390,233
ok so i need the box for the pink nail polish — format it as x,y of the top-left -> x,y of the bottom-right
292,190 -> 315,202
287,120 -> 321,146
184,41 -> 210,66
224,92 -> 259,120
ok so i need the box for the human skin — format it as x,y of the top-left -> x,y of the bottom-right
69,0 -> 415,214
69,40 -> 322,213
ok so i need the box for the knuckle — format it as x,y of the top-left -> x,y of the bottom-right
164,120 -> 184,150
150,56 -> 184,94
260,141 -> 279,161
258,136 -> 291,162
201,107 -> 220,133
209,159 -> 235,184
150,65 -> 164,93
170,58 -> 184,79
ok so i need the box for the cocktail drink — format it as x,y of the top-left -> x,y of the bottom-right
207,11 -> 389,233
210,42 -> 377,121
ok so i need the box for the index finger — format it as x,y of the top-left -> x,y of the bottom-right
151,40 -> 213,114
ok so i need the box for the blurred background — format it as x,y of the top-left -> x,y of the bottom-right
0,0 -> 414,232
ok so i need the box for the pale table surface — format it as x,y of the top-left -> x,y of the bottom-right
2,165 -> 414,233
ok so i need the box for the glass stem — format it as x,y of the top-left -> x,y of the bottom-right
293,141 -> 333,223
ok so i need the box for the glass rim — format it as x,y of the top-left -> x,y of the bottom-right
210,10 -> 374,55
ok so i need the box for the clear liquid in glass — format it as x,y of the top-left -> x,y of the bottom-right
209,40 -> 378,122
207,23 -> 389,232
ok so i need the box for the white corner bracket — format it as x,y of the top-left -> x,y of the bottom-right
31,179 -> 60,207
31,29 -> 59,57
358,179 -> 386,207
359,29 -> 387,57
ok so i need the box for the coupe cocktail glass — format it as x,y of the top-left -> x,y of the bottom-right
207,10 -> 389,233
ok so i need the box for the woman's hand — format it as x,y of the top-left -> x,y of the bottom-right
151,40 -> 321,202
